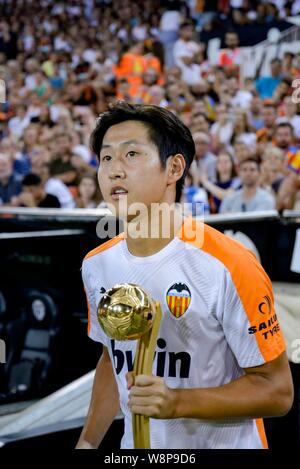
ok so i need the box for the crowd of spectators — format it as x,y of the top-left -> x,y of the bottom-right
0,0 -> 300,214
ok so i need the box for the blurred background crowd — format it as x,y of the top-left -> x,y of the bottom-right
1,0 -> 300,214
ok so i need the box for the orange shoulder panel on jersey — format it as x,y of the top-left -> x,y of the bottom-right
178,217 -> 285,363
84,233 -> 125,261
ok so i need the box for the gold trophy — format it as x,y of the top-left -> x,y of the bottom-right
97,283 -> 162,449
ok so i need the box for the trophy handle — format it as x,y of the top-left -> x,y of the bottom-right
132,301 -> 162,449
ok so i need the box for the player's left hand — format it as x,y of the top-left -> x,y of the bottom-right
126,372 -> 177,419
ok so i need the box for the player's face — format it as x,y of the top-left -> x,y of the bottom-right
98,121 -> 171,219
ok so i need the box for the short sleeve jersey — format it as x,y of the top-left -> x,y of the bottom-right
82,217 -> 285,449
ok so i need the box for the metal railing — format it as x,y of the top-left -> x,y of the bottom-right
0,206 -> 295,223
252,24 -> 300,50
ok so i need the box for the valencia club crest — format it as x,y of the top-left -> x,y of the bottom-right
166,283 -> 191,318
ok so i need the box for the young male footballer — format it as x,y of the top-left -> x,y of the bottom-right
76,102 -> 293,449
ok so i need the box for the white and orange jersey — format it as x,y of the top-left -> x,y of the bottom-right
82,217 -> 285,449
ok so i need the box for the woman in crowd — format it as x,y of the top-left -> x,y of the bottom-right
231,110 -> 257,148
199,151 -> 240,213
260,145 -> 286,195
75,173 -> 102,209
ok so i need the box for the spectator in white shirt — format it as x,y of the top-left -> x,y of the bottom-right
33,162 -> 75,209
24,58 -> 39,90
8,104 -> 31,140
173,21 -> 201,84
226,77 -> 253,109
159,3 -> 182,67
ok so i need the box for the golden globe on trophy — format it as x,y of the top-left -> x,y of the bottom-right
97,283 -> 162,449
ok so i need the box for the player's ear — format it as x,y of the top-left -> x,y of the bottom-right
167,154 -> 186,184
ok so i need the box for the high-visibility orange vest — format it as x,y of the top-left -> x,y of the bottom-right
114,53 -> 146,79
114,53 -> 146,97
114,53 -> 163,98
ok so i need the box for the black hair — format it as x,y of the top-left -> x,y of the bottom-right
280,77 -> 292,87
263,103 -> 276,110
283,51 -> 294,58
239,157 -> 260,168
271,57 -> 281,64
275,122 -> 294,133
225,29 -> 238,36
90,102 -> 195,202
179,20 -> 194,30
22,173 -> 42,186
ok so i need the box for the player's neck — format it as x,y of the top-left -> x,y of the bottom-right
125,205 -> 184,257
